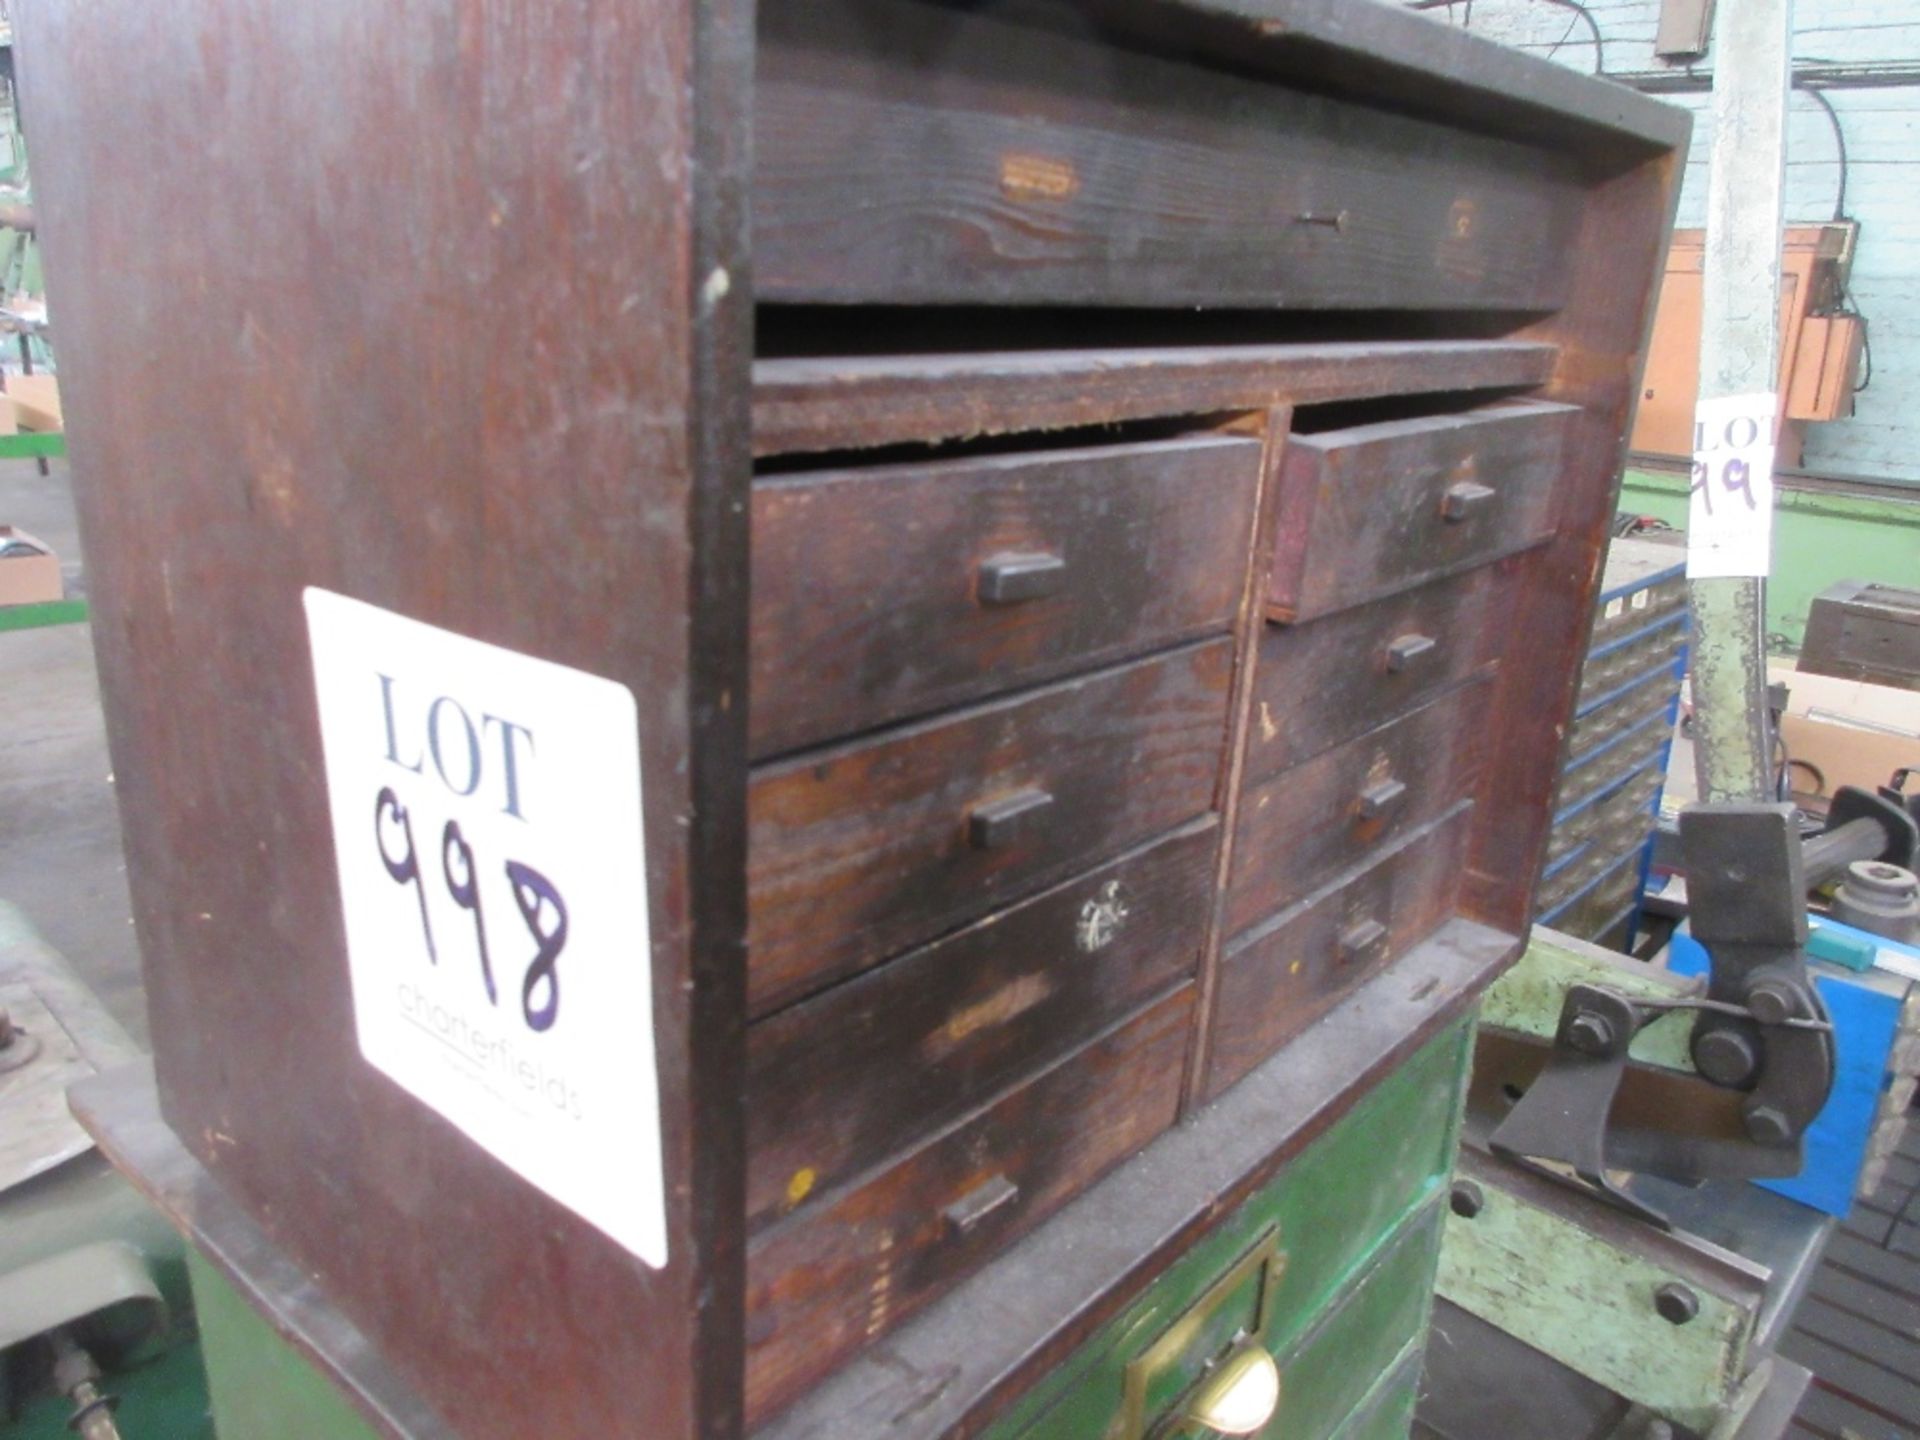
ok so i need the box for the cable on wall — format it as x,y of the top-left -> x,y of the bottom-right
1799,81 -> 1873,393
1540,0 -> 1607,74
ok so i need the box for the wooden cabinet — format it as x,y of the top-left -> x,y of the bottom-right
26,0 -> 1689,1437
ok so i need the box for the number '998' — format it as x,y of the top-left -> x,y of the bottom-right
374,786 -> 568,1033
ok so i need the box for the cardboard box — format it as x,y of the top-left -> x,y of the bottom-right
1770,660 -> 1920,799
0,526 -> 63,606
5,373 -> 62,432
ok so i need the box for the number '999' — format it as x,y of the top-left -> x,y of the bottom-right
373,786 -> 568,1033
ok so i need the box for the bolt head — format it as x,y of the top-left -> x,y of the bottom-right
1746,983 -> 1796,1027
1450,1180 -> 1485,1220
1745,1105 -> 1793,1146
1654,1282 -> 1700,1325
1693,1028 -> 1759,1087
1566,1011 -> 1616,1057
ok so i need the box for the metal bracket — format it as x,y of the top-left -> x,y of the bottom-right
1490,803 -> 1837,1224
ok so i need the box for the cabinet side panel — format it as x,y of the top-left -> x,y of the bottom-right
1465,149 -> 1690,930
14,0 -> 752,1435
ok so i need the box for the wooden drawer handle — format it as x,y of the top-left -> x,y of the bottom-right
1384,632 -> 1438,673
1356,776 -> 1408,822
978,551 -> 1068,604
1441,481 -> 1498,522
944,1173 -> 1020,1234
1337,917 -> 1388,960
969,787 -> 1054,849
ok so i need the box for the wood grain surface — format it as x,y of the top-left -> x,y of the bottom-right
748,641 -> 1232,1015
745,820 -> 1215,1231
751,435 -> 1259,757
755,0 -> 1583,310
752,342 -> 1558,458
1207,808 -> 1473,1099
744,986 -> 1194,1424
1227,679 -> 1493,937
1243,565 -> 1514,785
16,0 -> 755,1435
1268,400 -> 1574,622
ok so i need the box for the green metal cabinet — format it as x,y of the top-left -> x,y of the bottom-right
984,1020 -> 1473,1440
147,1020 -> 1474,1440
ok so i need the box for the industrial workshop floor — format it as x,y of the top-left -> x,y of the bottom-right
1,456 -> 1916,1438
1788,1140 -> 1920,1439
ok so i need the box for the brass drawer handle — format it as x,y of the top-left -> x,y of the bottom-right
1441,480 -> 1497,522
978,551 -> 1068,604
1384,632 -> 1438,672
1119,1228 -> 1286,1440
1337,917 -> 1388,960
968,787 -> 1054,849
1357,776 -> 1408,822
1184,1340 -> 1283,1436
944,1173 -> 1020,1234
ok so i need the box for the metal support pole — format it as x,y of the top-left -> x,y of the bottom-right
1688,0 -> 1792,804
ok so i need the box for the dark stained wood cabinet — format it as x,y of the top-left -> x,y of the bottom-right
21,0 -> 1689,1436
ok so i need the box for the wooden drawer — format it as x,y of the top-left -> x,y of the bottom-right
750,435 -> 1260,758
748,640 -> 1232,1015
1245,568 -> 1507,784
744,820 -> 1216,1231
983,1019 -> 1471,1440
755,0 -> 1583,311
1266,400 -> 1573,623
744,985 -> 1193,1425
1207,809 -> 1471,1100
1227,679 -> 1491,938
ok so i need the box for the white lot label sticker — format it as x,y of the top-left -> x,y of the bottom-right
1687,392 -> 1778,579
303,588 -> 667,1266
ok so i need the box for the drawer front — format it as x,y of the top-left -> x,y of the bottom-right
1591,573 -> 1687,649
1566,658 -> 1682,762
1544,761 -> 1663,871
1555,711 -> 1672,814
1245,567 -> 1507,783
748,640 -> 1232,1014
1267,401 -> 1574,623
745,986 -> 1193,1425
751,436 -> 1261,759
1329,1343 -> 1423,1440
756,2 -> 1582,311
745,820 -> 1216,1230
989,1020 -> 1471,1440
1577,614 -> 1687,709
1260,1203 -> 1446,1440
1228,679 -> 1490,937
1540,850 -> 1645,940
1207,808 -> 1471,1100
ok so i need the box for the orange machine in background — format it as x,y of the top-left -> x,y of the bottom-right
1631,222 -> 1867,467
